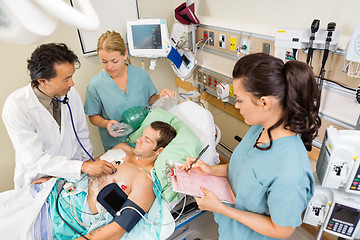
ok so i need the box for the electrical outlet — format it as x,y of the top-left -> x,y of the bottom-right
208,76 -> 212,86
230,36 -> 237,51
219,33 -> 226,49
203,30 -> 208,44
209,31 -> 214,46
229,84 -> 234,97
203,74 -> 207,85
262,43 -> 271,54
240,38 -> 250,54
197,71 -> 202,84
285,51 -> 295,60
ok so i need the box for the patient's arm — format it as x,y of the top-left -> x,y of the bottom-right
31,176 -> 54,184
75,172 -> 155,240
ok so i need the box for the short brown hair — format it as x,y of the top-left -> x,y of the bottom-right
150,121 -> 176,150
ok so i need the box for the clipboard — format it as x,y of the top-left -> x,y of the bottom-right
170,161 -> 235,204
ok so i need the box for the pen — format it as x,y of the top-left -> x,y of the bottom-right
186,144 -> 209,172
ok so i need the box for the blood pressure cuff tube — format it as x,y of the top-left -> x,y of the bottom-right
114,198 -> 145,232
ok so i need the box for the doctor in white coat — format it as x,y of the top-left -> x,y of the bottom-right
2,43 -> 115,189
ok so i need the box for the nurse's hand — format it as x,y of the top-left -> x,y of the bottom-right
159,88 -> 177,99
106,120 -> 120,137
195,186 -> 223,213
81,159 -> 116,177
179,157 -> 211,175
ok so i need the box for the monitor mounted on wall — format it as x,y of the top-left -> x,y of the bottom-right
127,18 -> 171,58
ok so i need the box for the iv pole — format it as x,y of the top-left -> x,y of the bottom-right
186,0 -> 196,52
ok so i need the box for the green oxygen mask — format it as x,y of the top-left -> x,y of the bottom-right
121,106 -> 149,131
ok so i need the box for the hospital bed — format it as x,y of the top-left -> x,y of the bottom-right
0,100 -> 221,240
166,101 -> 221,231
124,99 -> 222,239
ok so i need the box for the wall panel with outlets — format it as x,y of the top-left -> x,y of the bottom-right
193,24 -> 360,142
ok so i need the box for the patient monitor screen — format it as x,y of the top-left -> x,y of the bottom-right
131,24 -> 162,49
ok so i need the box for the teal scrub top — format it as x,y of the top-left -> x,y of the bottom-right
214,125 -> 314,240
85,65 -> 157,151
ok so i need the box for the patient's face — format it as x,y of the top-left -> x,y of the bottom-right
134,126 -> 160,159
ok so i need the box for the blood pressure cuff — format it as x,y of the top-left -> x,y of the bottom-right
114,198 -> 146,232
97,183 -> 127,217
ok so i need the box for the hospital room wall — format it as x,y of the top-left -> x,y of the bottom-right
195,0 -> 360,37
190,0 -> 360,154
0,0 -> 180,192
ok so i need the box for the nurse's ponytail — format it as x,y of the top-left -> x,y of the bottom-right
283,60 -> 321,151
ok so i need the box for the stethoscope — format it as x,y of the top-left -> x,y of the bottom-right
55,92 -> 118,174
42,84 -> 95,162
54,94 -> 96,162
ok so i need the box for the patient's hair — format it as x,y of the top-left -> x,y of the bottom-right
150,121 -> 176,151
28,43 -> 80,88
97,30 -> 131,64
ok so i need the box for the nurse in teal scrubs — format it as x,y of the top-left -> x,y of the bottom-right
182,53 -> 321,240
85,31 -> 176,151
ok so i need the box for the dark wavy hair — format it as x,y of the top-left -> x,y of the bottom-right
27,43 -> 80,88
232,53 -> 321,151
150,121 -> 177,151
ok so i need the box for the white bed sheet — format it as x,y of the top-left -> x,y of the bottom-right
0,178 -> 57,240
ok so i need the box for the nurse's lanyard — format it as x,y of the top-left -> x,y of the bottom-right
54,95 -> 95,162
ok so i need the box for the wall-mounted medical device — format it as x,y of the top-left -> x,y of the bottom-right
170,22 -> 192,48
216,82 -> 230,102
169,47 -> 197,80
303,186 -> 360,239
126,19 -> 171,59
316,126 -> 360,194
345,23 -> 360,78
274,26 -> 340,62
346,23 -> 360,64
0,0 -> 99,44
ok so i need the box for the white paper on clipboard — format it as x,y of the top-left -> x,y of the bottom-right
170,161 -> 235,204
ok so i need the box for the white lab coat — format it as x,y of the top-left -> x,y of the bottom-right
2,84 -> 92,188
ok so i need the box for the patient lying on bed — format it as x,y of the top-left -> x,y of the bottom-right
34,121 -> 176,240
1,102 -> 218,240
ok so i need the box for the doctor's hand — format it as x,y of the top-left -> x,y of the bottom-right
195,186 -> 223,213
81,159 -> 116,177
179,157 -> 211,175
159,88 -> 177,99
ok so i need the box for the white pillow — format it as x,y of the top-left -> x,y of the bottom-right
169,101 -> 220,165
